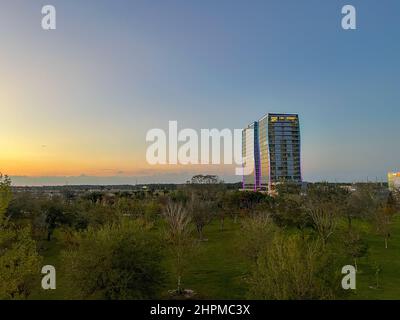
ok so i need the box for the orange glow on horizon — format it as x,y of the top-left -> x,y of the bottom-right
0,157 -> 237,177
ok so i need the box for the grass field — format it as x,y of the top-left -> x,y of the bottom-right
353,214 -> 400,299
30,215 -> 400,300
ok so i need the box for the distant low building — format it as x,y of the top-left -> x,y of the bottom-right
340,185 -> 357,193
388,172 -> 400,191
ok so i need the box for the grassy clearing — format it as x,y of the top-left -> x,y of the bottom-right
29,237 -> 70,300
352,215 -> 400,299
163,219 -> 249,299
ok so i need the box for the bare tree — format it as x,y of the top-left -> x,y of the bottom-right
306,202 -> 338,247
345,184 -> 383,229
162,201 -> 194,294
343,229 -> 368,271
374,207 -> 393,249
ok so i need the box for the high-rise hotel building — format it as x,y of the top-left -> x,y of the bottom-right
242,113 -> 301,191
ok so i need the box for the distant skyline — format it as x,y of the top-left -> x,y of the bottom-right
1,1 -> 400,186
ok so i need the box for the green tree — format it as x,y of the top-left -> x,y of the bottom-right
0,174 -> 12,217
272,193 -> 311,235
247,233 -> 346,300
188,195 -> 214,240
0,226 -> 42,299
344,184 -> 383,229
61,220 -> 165,299
239,214 -> 277,262
188,174 -> 222,185
41,197 -> 69,241
0,174 -> 42,299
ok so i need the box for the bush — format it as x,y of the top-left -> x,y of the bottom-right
61,219 -> 165,299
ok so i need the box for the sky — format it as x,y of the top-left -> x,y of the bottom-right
0,0 -> 399,185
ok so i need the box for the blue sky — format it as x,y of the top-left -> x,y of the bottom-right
1,0 -> 399,185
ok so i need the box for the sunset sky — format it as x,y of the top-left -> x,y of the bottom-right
1,0 -> 400,185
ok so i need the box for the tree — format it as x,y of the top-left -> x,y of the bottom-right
188,175 -> 222,185
61,220 -> 165,299
386,191 -> 399,212
272,193 -> 311,235
115,197 -> 144,218
83,200 -> 120,227
41,198 -> 69,241
0,174 -> 42,299
185,182 -> 226,231
370,190 -> 397,249
188,195 -> 214,240
305,201 -> 338,247
0,174 -> 12,218
162,201 -> 195,294
239,214 -> 277,262
343,229 -> 368,270
373,206 -> 394,249
0,226 -> 42,299
215,196 -> 227,231
274,181 -> 302,196
6,192 -> 40,223
82,191 -> 104,204
223,191 -> 268,223
344,184 -> 383,229
247,233 -> 346,300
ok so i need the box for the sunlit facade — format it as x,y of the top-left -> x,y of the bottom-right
388,172 -> 400,191
242,122 -> 260,190
242,113 -> 302,191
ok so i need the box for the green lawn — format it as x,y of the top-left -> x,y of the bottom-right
30,216 -> 400,300
29,232 -> 76,300
352,215 -> 400,299
162,219 -> 250,299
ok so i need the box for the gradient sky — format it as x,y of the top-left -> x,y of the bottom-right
1,0 -> 399,185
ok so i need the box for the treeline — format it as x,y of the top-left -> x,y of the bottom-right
0,174 -> 398,299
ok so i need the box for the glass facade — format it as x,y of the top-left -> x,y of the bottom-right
267,114 -> 301,185
242,122 -> 260,190
242,113 -> 302,191
258,115 -> 269,190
